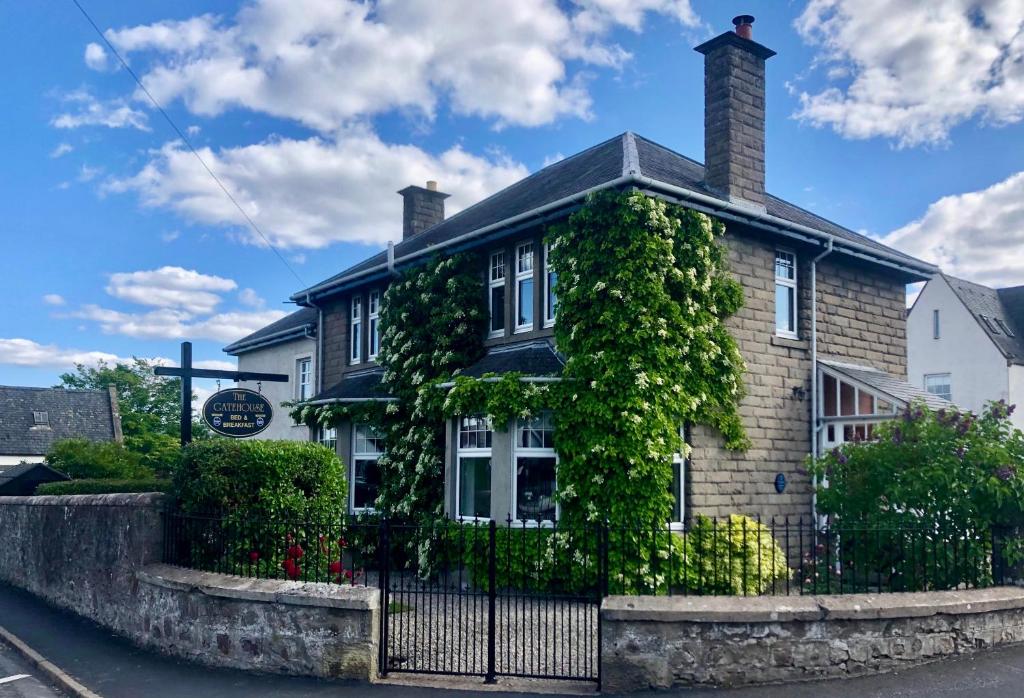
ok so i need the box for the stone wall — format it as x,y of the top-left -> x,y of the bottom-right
601,587 -> 1024,692
686,227 -> 909,522
0,494 -> 378,680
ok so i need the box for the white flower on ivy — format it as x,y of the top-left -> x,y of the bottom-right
610,289 -> 622,299
592,473 -> 604,485
593,281 -> 607,293
562,484 -> 577,499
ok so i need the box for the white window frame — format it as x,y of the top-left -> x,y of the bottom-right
515,241 -> 535,334
668,426 -> 686,530
924,373 -> 952,402
543,242 -> 556,328
488,251 -> 506,338
350,295 -> 362,364
818,368 -> 899,451
318,426 -> 337,452
774,249 -> 798,339
368,290 -> 381,360
350,424 -> 383,513
511,412 -> 557,527
456,415 -> 493,522
296,357 -> 312,401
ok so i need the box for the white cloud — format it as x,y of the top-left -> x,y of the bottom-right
105,266 -> 237,314
884,171 -> 1024,288
49,143 -> 73,158
42,294 -> 66,306
0,338 -> 123,368
78,164 -> 102,182
72,304 -> 287,343
107,128 -> 529,248
794,0 -> 1024,147
194,359 -> 237,371
160,230 -> 180,243
52,90 -> 150,131
186,125 -> 201,136
237,288 -> 265,308
102,0 -> 697,131
84,42 -> 109,70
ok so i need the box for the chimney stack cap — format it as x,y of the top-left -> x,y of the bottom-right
732,14 -> 755,39
426,180 -> 438,191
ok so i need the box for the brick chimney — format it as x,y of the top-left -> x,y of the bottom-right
398,180 -> 450,239
694,15 -> 776,210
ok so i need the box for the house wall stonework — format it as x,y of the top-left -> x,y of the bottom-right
686,226 -> 909,521
320,295 -> 351,391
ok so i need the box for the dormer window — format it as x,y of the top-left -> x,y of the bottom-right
32,411 -> 48,426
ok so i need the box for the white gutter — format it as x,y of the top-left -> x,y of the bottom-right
434,376 -> 563,390
224,323 -> 315,355
809,238 -> 834,520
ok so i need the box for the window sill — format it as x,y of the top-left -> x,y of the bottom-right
509,519 -> 555,528
771,334 -> 809,351
513,326 -> 534,335
456,516 -> 491,525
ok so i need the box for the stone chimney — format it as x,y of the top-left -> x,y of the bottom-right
398,180 -> 450,239
694,15 -> 776,210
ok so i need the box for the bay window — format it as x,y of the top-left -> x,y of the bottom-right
351,424 -> 383,512
775,250 -> 797,338
456,415 -> 493,521
489,251 -> 505,337
513,412 -> 556,524
515,242 -> 534,332
368,290 -> 380,360
350,295 -> 362,364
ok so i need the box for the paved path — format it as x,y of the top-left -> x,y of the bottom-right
3,582 -> 1024,696
0,644 -> 62,698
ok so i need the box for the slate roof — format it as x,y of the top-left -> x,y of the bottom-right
0,462 -> 69,496
942,274 -> 1024,366
293,132 -> 936,302
223,307 -> 317,355
310,369 -> 392,404
818,359 -> 952,411
461,341 -> 565,378
0,386 -> 120,457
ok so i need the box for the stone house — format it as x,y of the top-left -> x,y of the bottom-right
244,17 -> 940,523
224,308 -> 318,442
907,273 -> 1024,429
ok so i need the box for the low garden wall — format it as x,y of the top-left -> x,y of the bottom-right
601,588 -> 1024,691
0,494 -> 378,680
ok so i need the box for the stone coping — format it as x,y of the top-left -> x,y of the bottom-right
602,586 -> 1024,623
138,563 -> 379,611
0,493 -> 166,507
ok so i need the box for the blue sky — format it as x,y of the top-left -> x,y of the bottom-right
3,0 -> 1024,398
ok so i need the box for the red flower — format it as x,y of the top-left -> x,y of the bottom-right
337,538 -> 348,549
287,564 -> 302,580
286,545 -> 305,560
328,560 -> 342,575
249,550 -> 260,562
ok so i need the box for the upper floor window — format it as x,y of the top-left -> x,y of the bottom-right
297,357 -> 312,401
924,373 -> 952,402
352,424 -> 384,512
350,295 -> 362,364
774,250 -> 797,338
489,251 -> 505,337
368,290 -> 381,360
544,242 -> 557,327
514,412 -> 556,524
933,309 -> 941,339
515,242 -> 534,332
457,415 -> 492,521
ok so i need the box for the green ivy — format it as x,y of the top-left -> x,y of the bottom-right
441,373 -> 560,428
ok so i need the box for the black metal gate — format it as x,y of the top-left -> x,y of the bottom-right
379,519 -> 602,683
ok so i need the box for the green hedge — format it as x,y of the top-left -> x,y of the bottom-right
36,478 -> 170,495
45,439 -> 155,480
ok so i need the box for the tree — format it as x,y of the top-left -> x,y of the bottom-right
56,358 -> 203,476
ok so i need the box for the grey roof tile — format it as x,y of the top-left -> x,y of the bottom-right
223,307 -> 317,355
461,341 -> 565,378
943,275 -> 1024,366
312,369 -> 391,403
0,386 -> 118,456
818,359 -> 952,411
294,131 -> 934,301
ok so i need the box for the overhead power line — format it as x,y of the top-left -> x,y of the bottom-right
69,0 -> 307,287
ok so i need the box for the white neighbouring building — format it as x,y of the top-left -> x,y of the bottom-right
223,308 -> 318,442
907,274 -> 1024,429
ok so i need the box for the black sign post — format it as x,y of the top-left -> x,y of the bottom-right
155,341 -> 289,446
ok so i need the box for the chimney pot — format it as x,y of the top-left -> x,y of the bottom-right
733,14 -> 755,39
426,180 -> 438,191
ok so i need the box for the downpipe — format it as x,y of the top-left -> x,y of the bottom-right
809,238 -> 833,521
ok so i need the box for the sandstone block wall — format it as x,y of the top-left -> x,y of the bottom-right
601,587 -> 1024,692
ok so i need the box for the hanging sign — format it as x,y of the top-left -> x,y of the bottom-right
202,388 -> 273,438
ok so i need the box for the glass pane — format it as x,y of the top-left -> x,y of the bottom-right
458,415 -> 492,450
459,456 -> 491,519
369,318 -> 379,356
490,285 -> 505,332
775,284 -> 794,332
517,413 -> 554,448
775,251 -> 795,280
823,374 -> 837,417
858,390 -> 874,415
351,322 -> 360,360
353,458 -> 380,509
518,278 -> 534,327
518,243 -> 533,273
840,380 -> 856,416
877,399 -> 893,413
516,456 -> 556,521
491,252 -> 504,281
547,271 -> 557,321
670,460 -> 682,522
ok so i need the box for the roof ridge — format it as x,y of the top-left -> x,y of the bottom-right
622,131 -> 640,176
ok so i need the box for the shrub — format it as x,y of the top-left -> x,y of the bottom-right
170,440 -> 347,579
36,478 -> 169,495
45,439 -> 154,480
680,515 -> 790,595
